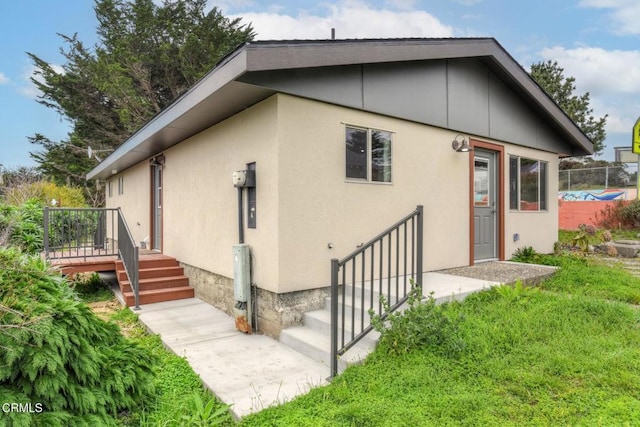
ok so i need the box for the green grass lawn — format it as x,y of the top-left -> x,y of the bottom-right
76,252 -> 640,426
240,254 -> 640,426
76,277 -> 235,426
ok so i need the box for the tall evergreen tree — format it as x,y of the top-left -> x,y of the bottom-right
530,60 -> 607,156
28,0 -> 255,205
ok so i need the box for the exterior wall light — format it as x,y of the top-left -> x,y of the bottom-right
149,154 -> 166,167
452,134 -> 472,152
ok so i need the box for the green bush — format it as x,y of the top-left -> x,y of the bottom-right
511,246 -> 538,263
0,248 -> 155,426
68,272 -> 113,302
618,199 -> 640,229
4,181 -> 86,208
369,283 -> 465,357
0,199 -> 44,254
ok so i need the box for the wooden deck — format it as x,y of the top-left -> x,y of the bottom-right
46,250 -> 162,276
47,253 -> 119,276
46,252 -> 195,306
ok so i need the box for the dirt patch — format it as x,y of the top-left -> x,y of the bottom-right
88,299 -> 121,321
87,299 -> 139,338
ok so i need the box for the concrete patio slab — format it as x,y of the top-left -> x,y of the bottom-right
136,298 -> 328,418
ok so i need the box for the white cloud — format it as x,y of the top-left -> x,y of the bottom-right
539,46 -> 640,95
579,0 -> 640,35
538,45 -> 640,137
230,0 -> 454,40
0,73 -> 8,84
19,63 -> 64,99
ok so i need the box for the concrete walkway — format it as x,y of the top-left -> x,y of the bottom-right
136,297 -> 328,418
127,270 -> 508,419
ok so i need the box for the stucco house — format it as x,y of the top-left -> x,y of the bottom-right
87,38 -> 592,336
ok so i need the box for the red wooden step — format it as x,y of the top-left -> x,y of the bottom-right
123,286 -> 194,306
116,266 -> 184,282
115,255 -> 179,271
115,254 -> 194,307
119,275 -> 189,294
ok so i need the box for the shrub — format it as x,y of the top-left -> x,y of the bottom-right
618,199 -> 640,229
511,246 -> 538,263
370,283 -> 465,357
4,181 -> 86,208
572,223 -> 598,252
0,199 -> 45,254
69,272 -> 113,302
594,200 -> 627,229
0,248 -> 155,426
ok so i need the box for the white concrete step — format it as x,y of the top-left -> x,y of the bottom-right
279,272 -> 498,376
303,308 -> 380,346
278,323 -> 377,373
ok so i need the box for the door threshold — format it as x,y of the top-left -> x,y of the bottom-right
473,258 -> 499,264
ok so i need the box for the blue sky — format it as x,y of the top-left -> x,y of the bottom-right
1,0 -> 639,168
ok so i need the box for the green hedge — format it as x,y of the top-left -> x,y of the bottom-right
0,248 -> 155,426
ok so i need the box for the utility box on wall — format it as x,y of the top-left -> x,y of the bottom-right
233,244 -> 250,302
232,244 -> 252,333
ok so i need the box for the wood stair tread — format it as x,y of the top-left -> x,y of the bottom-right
121,275 -> 189,284
123,285 -> 194,296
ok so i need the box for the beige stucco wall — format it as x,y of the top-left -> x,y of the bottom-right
275,94 -> 471,292
107,92 -> 561,296
105,160 -> 150,245
160,95 -> 280,292
275,94 -> 560,292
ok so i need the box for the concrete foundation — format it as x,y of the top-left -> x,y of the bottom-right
254,287 -> 330,338
180,262 -> 329,338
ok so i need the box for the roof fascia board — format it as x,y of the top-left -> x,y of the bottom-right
245,39 -> 496,71
487,46 -> 593,155
87,47 -> 249,180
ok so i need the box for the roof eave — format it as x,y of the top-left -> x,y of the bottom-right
87,45 -> 251,180
87,38 -> 593,181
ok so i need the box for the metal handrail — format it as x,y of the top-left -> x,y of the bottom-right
43,207 -> 119,260
43,207 -> 140,309
330,205 -> 423,378
117,208 -> 140,310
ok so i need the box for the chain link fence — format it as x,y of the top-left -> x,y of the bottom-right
559,166 -> 638,191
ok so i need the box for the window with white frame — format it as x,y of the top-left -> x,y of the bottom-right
345,126 -> 392,183
509,156 -> 548,211
107,180 -> 113,198
118,176 -> 124,195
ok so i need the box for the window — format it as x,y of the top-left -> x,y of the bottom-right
345,126 -> 392,183
118,176 -> 124,195
107,180 -> 113,198
510,156 -> 548,211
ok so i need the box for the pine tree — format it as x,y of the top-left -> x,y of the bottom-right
28,0 -> 255,205
530,60 -> 607,155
